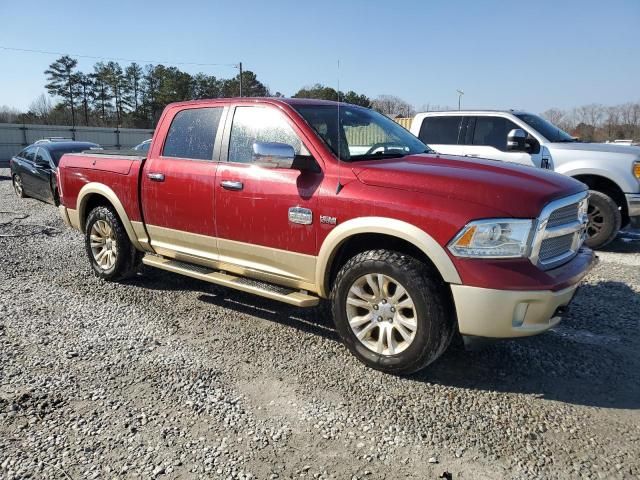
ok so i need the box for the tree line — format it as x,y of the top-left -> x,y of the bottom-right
0,55 -> 637,142
542,103 -> 640,142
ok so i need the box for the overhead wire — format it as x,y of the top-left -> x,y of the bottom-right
0,46 -> 239,69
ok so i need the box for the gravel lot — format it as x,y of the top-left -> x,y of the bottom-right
1,167 -> 639,479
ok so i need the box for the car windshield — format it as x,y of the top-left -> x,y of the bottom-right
514,113 -> 577,143
293,104 -> 431,161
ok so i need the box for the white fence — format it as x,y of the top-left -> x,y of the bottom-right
0,123 -> 154,165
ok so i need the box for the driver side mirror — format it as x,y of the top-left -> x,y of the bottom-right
252,141 -> 295,169
507,128 -> 528,152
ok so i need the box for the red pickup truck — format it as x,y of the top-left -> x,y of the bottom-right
57,98 -> 595,374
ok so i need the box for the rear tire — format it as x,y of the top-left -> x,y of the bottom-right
84,206 -> 140,281
331,250 -> 455,375
13,174 -> 26,198
584,190 -> 621,249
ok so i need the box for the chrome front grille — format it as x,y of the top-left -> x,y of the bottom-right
539,234 -> 575,262
547,203 -> 580,228
530,192 -> 589,270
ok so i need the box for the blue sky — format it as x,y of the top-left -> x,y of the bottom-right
0,0 -> 638,113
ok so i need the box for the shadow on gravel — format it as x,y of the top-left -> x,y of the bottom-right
415,281 -> 640,410
124,267 -> 340,342
599,227 -> 640,254
0,175 -> 11,181
129,268 -> 639,409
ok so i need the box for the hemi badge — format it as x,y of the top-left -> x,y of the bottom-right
320,215 -> 337,225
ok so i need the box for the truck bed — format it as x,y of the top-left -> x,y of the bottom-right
58,151 -> 146,226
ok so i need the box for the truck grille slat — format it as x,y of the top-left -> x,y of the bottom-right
531,193 -> 588,270
547,203 -> 580,228
539,234 -> 575,261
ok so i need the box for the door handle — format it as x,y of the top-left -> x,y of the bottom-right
147,172 -> 165,182
221,180 -> 243,191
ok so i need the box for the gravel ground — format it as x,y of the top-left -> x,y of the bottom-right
1,167 -> 639,480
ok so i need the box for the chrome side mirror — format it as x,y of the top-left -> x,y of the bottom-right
507,128 -> 527,151
252,141 -> 295,169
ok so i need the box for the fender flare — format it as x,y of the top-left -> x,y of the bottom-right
77,183 -> 143,251
315,217 -> 462,297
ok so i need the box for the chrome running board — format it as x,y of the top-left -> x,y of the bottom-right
142,254 -> 319,307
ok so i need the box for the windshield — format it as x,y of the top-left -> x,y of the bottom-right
293,104 -> 430,161
515,113 -> 576,143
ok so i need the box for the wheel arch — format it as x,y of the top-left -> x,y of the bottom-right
572,173 -> 628,225
77,183 -> 143,250
315,217 -> 461,298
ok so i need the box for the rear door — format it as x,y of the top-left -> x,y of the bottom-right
416,115 -> 467,156
141,105 -> 226,263
462,115 -> 540,166
214,104 -> 322,287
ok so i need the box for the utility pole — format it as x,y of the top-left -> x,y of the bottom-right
238,62 -> 243,97
457,89 -> 464,110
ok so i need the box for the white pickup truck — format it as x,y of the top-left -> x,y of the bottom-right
410,110 -> 640,249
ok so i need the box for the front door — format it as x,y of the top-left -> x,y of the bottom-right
31,147 -> 55,202
141,105 -> 225,263
215,105 -> 322,287
462,116 -> 541,167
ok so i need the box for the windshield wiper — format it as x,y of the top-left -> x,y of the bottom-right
351,152 -> 408,160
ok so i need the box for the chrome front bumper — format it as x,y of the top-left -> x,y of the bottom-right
626,193 -> 640,218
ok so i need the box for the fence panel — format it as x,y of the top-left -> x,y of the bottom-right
0,123 -> 154,165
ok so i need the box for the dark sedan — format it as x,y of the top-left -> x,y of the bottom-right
10,141 -> 100,205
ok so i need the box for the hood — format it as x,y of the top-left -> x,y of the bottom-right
352,154 -> 586,218
549,142 -> 640,157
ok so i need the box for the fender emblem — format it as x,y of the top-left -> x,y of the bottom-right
320,215 -> 337,225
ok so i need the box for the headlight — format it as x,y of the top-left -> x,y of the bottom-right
448,219 -> 533,258
633,161 -> 640,181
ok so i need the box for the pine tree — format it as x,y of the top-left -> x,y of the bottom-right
44,55 -> 80,126
124,63 -> 143,114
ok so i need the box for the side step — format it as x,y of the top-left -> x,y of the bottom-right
142,255 -> 319,307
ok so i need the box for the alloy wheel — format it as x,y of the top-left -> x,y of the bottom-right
13,175 -> 23,197
90,220 -> 118,270
587,203 -> 604,238
346,273 -> 418,356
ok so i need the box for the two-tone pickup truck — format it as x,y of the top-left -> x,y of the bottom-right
57,98 -> 595,374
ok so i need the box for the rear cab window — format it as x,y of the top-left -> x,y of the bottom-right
162,107 -> 224,161
418,116 -> 463,145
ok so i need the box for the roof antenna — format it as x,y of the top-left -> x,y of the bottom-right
336,59 -> 344,195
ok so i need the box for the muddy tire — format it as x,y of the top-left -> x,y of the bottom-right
331,250 -> 455,375
84,206 -> 140,281
585,190 -> 621,249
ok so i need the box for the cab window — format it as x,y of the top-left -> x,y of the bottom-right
228,106 -> 307,164
162,107 -> 223,160
471,116 -> 520,151
418,116 -> 463,145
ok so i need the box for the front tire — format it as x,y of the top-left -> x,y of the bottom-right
84,206 -> 139,281
331,250 -> 455,375
584,190 -> 621,249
